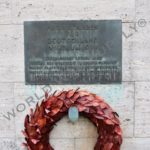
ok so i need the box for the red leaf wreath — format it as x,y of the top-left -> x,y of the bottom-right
23,89 -> 123,150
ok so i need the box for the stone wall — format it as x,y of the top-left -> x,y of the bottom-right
0,0 -> 150,149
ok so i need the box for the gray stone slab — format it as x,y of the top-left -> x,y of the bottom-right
24,20 -> 122,84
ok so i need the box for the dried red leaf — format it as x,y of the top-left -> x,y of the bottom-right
78,90 -> 90,96
66,90 -> 75,98
104,143 -> 113,150
49,107 -> 60,116
31,139 -> 40,144
37,118 -> 46,128
115,126 -> 122,135
45,92 -> 48,99
104,119 -> 114,125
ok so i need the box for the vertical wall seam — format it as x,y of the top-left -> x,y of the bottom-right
133,81 -> 136,137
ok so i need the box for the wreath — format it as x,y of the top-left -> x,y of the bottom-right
23,89 -> 122,150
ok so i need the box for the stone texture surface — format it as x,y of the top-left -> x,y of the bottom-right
0,0 -> 11,24
11,0 -> 135,24
0,104 -> 15,138
75,138 -> 97,150
50,116 -> 98,139
122,138 -> 150,150
136,0 -> 150,21
50,139 -> 74,150
0,25 -> 24,82
135,82 -> 150,137
0,0 -> 150,149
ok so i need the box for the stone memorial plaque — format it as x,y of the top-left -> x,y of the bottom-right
24,20 -> 122,85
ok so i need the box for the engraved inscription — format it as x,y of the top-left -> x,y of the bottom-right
24,20 -> 122,84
